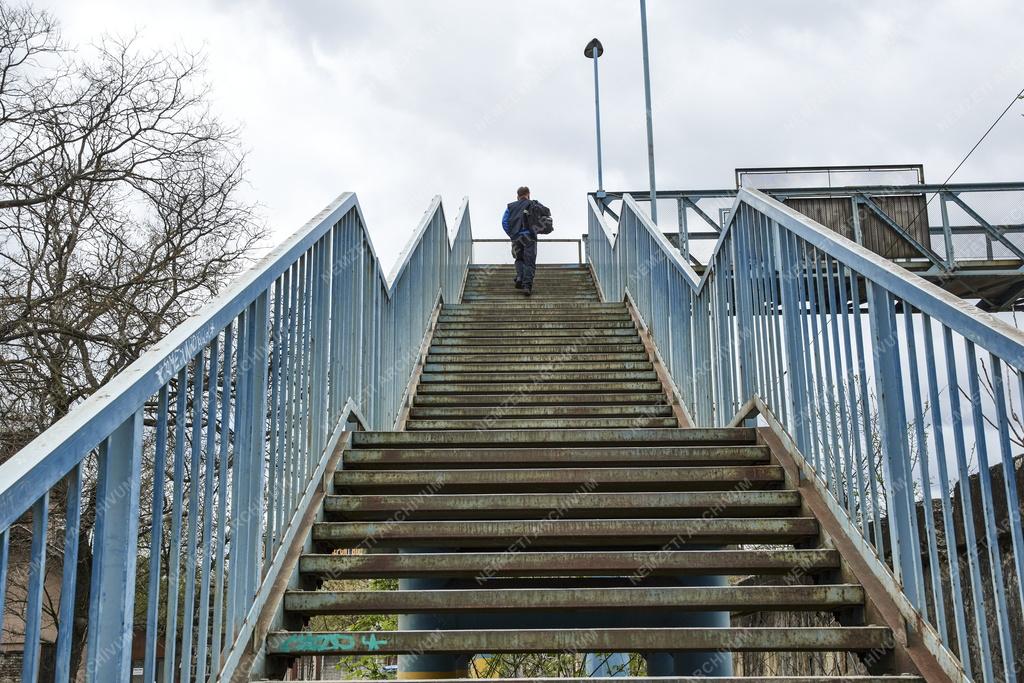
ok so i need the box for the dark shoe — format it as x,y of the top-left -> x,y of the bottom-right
523,286 -> 532,297
514,279 -> 523,289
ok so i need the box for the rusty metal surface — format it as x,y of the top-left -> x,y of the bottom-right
298,549 -> 841,578
284,585 -> 865,615
343,445 -> 767,468
350,427 -> 757,447
333,465 -> 785,493
407,403 -> 669,418
266,626 -> 896,655
412,392 -> 667,406
416,381 -> 666,394
324,490 -> 801,520
405,417 -> 680,431
312,517 -> 818,548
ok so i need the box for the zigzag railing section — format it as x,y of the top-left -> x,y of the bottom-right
587,189 -> 1024,682
0,193 -> 471,681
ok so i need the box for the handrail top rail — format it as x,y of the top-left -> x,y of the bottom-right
596,180 -> 1024,201
591,188 -> 1024,369
0,191 -> 465,529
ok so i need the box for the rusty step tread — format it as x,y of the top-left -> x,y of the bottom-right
425,353 -> 651,363
422,362 -> 654,371
283,584 -> 865,615
412,393 -> 667,406
298,548 -> 841,578
324,490 -> 802,520
351,427 -> 756,447
437,322 -> 632,329
343,445 -> 768,468
406,404 -> 672,419
433,329 -> 638,338
405,417 -> 680,431
416,381 -> 665,395
312,517 -> 818,547
418,371 -> 657,383
428,343 -> 646,353
265,626 -> 894,655
437,312 -> 630,319
333,465 -> 784,492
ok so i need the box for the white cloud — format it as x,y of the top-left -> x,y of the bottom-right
36,0 -> 1024,270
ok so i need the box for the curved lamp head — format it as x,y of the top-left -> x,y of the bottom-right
584,38 -> 604,59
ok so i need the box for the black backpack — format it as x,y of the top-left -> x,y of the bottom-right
527,200 -> 554,235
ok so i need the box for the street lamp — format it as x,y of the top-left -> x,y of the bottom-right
584,38 -> 605,198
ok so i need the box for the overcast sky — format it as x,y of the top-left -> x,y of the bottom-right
38,0 -> 1024,271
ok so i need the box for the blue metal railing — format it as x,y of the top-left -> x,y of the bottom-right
0,192 -> 472,681
587,189 -> 1024,682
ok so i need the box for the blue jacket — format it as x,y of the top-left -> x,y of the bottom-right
502,199 -> 533,239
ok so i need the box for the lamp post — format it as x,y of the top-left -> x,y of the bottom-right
584,38 -> 605,199
639,0 -> 658,223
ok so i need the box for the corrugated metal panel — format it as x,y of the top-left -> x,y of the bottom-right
784,194 -> 929,259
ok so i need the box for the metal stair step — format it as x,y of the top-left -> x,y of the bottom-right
436,320 -> 635,330
428,325 -> 634,335
312,517 -> 817,547
350,427 -> 757,448
429,341 -> 646,352
442,305 -> 622,313
420,361 -> 655,373
444,302 -> 623,311
297,548 -> 841,579
323,490 -> 802,520
418,371 -> 657,383
417,381 -> 664,394
407,404 -> 671,419
342,445 -> 768,468
265,626 -> 894,655
283,584 -> 865,615
333,465 -> 784,493
425,352 -> 651,363
412,392 -> 667,406
437,312 -> 630,321
405,417 -> 679,430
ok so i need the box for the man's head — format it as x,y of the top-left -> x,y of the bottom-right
517,186 -> 530,200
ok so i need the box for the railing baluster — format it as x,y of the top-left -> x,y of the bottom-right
922,314 -> 972,672
964,341 -> 1017,682
943,326 -> 995,682
22,492 -> 48,683
143,387 -> 169,682
211,322 -> 234,678
86,410 -> 144,681
54,464 -> 82,682
180,350 -> 206,680
196,336 -> 221,682
900,301 -> 941,629
164,367 -> 189,682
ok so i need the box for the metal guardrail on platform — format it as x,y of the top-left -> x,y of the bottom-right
0,194 -> 472,681
596,182 -> 1024,281
472,238 -> 584,264
587,188 -> 1024,682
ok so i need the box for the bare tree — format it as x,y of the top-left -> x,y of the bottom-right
0,1 -> 263,675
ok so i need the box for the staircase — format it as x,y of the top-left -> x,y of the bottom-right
260,265 -> 923,681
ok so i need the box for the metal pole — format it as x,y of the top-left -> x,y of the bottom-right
593,52 -> 604,193
585,38 -> 606,206
639,0 -> 658,223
